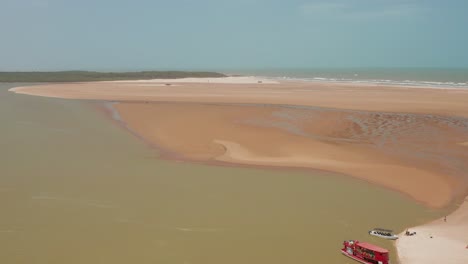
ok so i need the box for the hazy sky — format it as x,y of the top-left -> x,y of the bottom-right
1,0 -> 467,70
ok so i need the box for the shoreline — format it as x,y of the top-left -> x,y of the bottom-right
9,76 -> 468,93
112,101 -> 467,209
396,199 -> 468,264
101,101 -> 452,209
92,101 -> 188,161
99,98 -> 468,207
7,76 -> 468,263
263,77 -> 468,90
8,78 -> 468,120
9,77 -> 468,206
99,98 -> 468,264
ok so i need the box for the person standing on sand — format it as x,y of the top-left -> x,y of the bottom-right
444,216 -> 447,222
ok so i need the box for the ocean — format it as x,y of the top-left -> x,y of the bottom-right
228,68 -> 468,88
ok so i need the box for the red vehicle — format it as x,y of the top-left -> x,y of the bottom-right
341,240 -> 389,264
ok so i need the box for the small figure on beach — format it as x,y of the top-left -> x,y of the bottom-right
444,216 -> 447,222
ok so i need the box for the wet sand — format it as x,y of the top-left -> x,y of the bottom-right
114,102 -> 468,208
1,82 -> 437,264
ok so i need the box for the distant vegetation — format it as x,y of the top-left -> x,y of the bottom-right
0,71 -> 226,82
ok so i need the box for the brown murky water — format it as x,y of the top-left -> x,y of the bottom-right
0,83 -> 442,264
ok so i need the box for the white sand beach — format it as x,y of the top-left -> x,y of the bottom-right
396,200 -> 468,264
109,76 -> 279,84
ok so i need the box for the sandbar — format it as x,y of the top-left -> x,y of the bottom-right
9,77 -> 468,208
8,76 -> 468,263
113,102 -> 467,209
9,78 -> 468,118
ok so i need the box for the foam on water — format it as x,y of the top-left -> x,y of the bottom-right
266,75 -> 468,89
231,68 -> 468,89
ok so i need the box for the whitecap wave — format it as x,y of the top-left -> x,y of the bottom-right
263,75 -> 468,89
